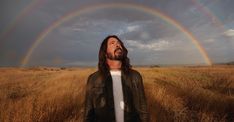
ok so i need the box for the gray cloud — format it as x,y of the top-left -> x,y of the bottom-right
1,0 -> 234,66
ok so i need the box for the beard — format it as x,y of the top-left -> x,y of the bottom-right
106,48 -> 123,60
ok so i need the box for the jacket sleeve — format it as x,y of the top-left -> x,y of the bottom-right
83,75 -> 95,122
134,72 -> 149,122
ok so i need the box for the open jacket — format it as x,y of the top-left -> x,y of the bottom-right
83,69 -> 149,122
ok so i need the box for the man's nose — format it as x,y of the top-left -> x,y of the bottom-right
116,44 -> 120,48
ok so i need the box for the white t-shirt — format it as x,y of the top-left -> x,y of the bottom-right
110,70 -> 124,122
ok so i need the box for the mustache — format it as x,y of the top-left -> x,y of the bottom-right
114,48 -> 122,53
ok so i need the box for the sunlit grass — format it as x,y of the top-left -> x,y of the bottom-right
0,66 -> 233,122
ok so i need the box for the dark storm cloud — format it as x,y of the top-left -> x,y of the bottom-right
1,0 -> 234,66
0,0 -> 32,33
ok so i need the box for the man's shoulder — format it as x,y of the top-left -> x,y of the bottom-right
88,70 -> 100,77
129,69 -> 142,77
86,71 -> 104,87
87,71 -> 101,80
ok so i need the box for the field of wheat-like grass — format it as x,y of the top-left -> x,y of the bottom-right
0,66 -> 234,122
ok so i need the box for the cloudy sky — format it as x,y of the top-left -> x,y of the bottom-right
0,0 -> 234,67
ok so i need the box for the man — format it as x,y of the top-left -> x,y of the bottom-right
83,35 -> 149,122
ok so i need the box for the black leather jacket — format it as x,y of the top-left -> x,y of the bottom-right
83,69 -> 149,122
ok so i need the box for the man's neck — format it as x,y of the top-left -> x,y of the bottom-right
106,59 -> 122,70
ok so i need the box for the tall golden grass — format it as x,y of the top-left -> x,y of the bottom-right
0,66 -> 234,122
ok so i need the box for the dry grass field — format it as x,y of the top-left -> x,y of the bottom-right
0,65 -> 234,122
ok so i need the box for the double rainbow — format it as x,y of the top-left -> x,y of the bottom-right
19,3 -> 212,66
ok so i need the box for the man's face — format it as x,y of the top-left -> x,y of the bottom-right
106,37 -> 123,60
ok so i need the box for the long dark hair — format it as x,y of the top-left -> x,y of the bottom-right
98,35 -> 132,79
